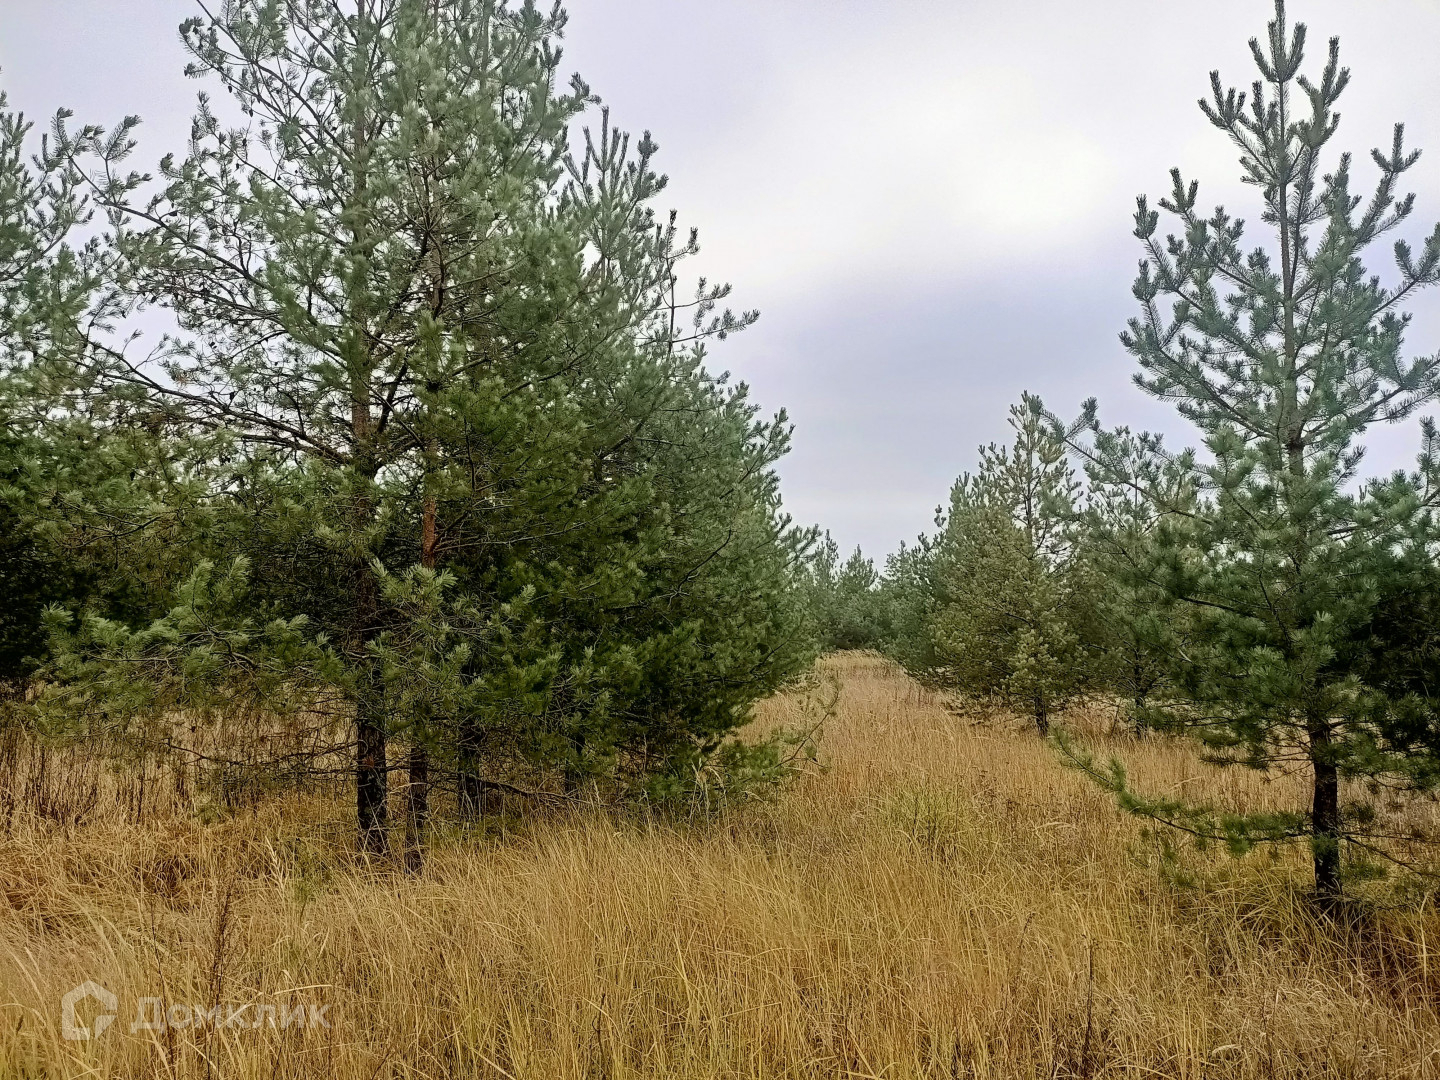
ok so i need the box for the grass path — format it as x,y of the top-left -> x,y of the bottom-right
1,653 -> 1438,1077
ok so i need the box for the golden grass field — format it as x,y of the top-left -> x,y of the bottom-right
3,652 -> 1440,1078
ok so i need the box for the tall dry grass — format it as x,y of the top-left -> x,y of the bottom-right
2,653 -> 1439,1078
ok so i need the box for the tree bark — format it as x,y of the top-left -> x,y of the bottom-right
404,493 -> 439,869
403,744 -> 429,874
345,0 -> 384,859
357,708 -> 388,856
1034,696 -> 1050,737
353,554 -> 388,856
1310,723 -> 1342,908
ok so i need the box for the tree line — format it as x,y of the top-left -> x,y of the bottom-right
802,0 -> 1440,906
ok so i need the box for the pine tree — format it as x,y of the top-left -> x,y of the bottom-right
800,534 -> 890,652
38,0 -> 811,853
1072,429 -> 1197,735
0,87 -> 65,686
1065,0 -> 1440,904
878,533 -> 940,678
0,83 -> 157,688
931,395 -> 1090,734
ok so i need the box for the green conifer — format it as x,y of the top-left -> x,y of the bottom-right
1065,0 -> 1440,904
931,395 -> 1090,734
24,0 -> 812,853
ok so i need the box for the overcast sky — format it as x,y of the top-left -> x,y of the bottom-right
4,1 -> 1439,558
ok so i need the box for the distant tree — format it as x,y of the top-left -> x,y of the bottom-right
931,395 -> 1091,734
1061,0 -> 1440,905
800,534 -> 890,652
877,533 -> 941,678
1071,429 -> 1197,735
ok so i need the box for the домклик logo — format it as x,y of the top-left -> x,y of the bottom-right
60,982 -> 118,1042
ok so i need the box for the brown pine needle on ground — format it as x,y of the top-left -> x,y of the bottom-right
2,653 -> 1439,1078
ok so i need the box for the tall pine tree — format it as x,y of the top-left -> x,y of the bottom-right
1065,0 -> 1440,904
35,0 -> 811,853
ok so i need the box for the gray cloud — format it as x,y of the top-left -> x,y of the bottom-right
4,0 -> 1439,557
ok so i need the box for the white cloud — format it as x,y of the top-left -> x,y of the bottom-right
688,62 -> 1118,295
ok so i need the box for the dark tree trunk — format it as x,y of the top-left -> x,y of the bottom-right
346,60 -> 383,857
357,709 -> 388,856
352,551 -> 388,855
457,773 -> 483,819
398,494 -> 441,870
1310,725 -> 1342,908
457,719 -> 499,820
404,745 -> 430,874
1034,697 -> 1050,737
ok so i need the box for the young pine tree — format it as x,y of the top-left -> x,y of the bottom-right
878,533 -> 941,678
1071,429 -> 1198,736
0,84 -> 163,689
800,534 -> 890,652
0,88 -> 73,686
1066,0 -> 1440,904
43,0 -> 809,854
931,395 -> 1091,734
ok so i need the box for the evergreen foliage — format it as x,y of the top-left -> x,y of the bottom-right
928,396 -> 1092,733
799,534 -> 890,652
1070,430 -> 1197,735
1,2 -> 814,855
0,81 -> 155,685
1,87 -> 70,685
1060,0 -> 1440,904
876,535 -> 940,678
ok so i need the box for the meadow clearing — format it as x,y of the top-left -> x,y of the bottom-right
1,652 -> 1438,1079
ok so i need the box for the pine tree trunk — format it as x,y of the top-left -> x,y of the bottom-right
1034,696 -> 1050,737
352,579 -> 387,857
404,745 -> 429,874
356,709 -> 388,855
348,476 -> 385,854
457,719 -> 492,820
400,494 -> 440,870
354,558 -> 388,856
1310,723 -> 1342,908
345,4 -> 385,860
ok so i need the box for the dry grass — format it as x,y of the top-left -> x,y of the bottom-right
3,653 -> 1440,1078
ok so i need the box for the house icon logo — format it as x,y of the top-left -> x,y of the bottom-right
61,982 -> 117,1041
